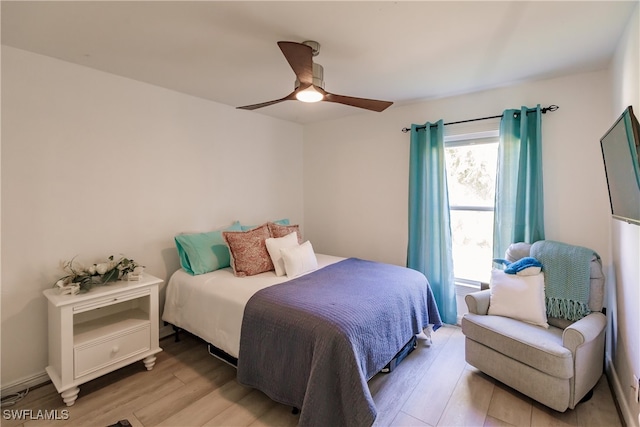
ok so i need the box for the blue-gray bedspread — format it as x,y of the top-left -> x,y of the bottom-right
237,258 -> 442,427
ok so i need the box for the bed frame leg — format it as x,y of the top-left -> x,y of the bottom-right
173,325 -> 181,342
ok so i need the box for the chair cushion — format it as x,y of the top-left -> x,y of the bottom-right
462,313 -> 573,379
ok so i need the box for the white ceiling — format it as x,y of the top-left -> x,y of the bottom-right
2,1 -> 636,124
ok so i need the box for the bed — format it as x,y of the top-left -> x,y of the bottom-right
162,253 -> 442,426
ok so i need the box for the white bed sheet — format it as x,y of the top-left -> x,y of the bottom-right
162,253 -> 344,358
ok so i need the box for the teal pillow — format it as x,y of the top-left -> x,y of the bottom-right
175,222 -> 243,275
240,218 -> 289,231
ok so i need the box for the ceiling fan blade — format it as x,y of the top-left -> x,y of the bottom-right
322,91 -> 393,112
236,90 -> 298,110
277,41 -> 313,85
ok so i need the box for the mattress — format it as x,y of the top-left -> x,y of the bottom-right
161,253 -> 344,358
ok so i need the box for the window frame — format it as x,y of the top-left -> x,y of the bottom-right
444,129 -> 500,286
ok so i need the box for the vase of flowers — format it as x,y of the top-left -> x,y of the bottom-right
54,255 -> 144,294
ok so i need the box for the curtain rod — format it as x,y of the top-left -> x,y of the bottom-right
401,105 -> 559,133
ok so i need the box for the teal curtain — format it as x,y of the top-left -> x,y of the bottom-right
493,105 -> 545,259
408,120 -> 457,325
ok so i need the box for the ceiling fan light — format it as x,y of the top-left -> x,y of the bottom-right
296,86 -> 324,103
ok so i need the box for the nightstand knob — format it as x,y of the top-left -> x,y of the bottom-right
112,345 -> 119,354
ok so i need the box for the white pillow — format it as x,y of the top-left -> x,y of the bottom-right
488,269 -> 548,328
280,241 -> 318,278
265,232 -> 299,276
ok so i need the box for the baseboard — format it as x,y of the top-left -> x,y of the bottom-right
1,371 -> 50,397
606,354 -> 638,427
159,323 -> 175,339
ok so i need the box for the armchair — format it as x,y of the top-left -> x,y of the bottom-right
461,241 -> 606,412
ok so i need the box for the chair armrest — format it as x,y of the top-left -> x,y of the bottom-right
562,312 -> 607,353
465,290 -> 491,315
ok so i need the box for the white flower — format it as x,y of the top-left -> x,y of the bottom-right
95,263 -> 109,275
54,254 -> 144,293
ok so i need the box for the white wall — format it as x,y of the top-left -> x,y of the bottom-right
609,5 -> 640,427
0,46 -> 304,389
304,71 -> 613,268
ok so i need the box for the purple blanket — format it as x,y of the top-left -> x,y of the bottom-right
237,258 -> 442,427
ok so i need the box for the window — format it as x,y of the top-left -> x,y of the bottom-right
445,126 -> 499,285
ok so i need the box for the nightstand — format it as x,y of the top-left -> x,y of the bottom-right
43,274 -> 163,406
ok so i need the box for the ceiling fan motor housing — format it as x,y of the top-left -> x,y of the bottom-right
302,40 -> 321,56
295,62 -> 324,90
237,39 -> 392,112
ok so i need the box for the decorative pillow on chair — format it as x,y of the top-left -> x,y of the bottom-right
494,257 -> 543,276
268,222 -> 302,244
488,269 -> 549,328
280,241 -> 318,278
265,232 -> 300,277
174,221 -> 243,275
223,223 -> 274,277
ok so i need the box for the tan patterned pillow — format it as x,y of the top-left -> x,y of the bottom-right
268,222 -> 302,244
223,223 -> 274,277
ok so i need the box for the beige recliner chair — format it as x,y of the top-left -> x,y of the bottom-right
461,241 -> 606,412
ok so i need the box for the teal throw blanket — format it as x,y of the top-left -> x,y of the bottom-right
531,240 -> 597,322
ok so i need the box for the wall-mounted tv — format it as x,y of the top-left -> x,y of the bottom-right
600,106 -> 640,225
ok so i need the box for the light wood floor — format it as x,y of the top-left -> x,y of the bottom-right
3,326 -> 622,427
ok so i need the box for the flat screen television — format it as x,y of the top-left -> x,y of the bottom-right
600,106 -> 640,225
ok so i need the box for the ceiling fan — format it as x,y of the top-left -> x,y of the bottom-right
237,41 -> 393,112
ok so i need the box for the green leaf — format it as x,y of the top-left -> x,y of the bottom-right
101,268 -> 119,283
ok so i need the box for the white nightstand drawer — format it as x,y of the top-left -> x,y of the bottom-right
74,324 -> 150,378
73,289 -> 150,313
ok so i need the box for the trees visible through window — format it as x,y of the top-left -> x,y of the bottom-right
445,130 -> 499,284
